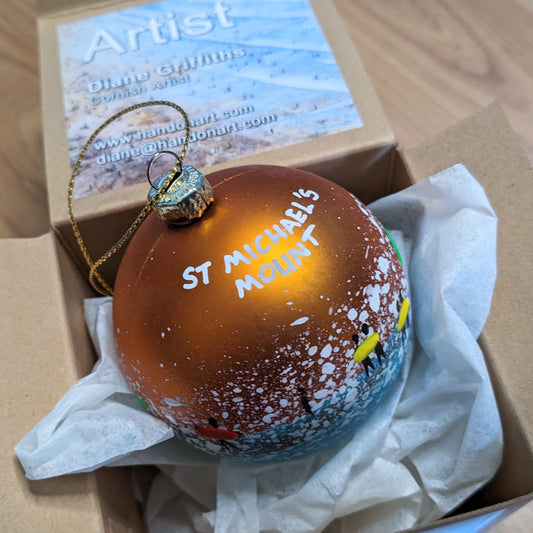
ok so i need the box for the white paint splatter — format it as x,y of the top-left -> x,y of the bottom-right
366,284 -> 381,312
347,308 -> 357,321
290,317 -> 309,326
163,397 -> 187,408
378,256 -> 390,274
320,344 -> 332,358
322,362 -> 335,374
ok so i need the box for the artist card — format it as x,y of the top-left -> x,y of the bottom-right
57,0 -> 362,199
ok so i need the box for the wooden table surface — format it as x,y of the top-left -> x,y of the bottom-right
0,0 -> 531,530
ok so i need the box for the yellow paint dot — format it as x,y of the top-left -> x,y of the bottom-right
397,298 -> 410,331
353,332 -> 379,363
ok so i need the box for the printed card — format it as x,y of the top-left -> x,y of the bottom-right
57,0 -> 362,198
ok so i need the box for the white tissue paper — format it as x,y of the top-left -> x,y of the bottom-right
15,164 -> 503,532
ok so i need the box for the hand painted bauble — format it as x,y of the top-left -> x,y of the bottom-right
113,165 -> 410,461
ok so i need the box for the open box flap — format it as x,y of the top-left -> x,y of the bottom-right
0,233 -> 143,531
0,233 -> 104,530
399,102 -> 533,504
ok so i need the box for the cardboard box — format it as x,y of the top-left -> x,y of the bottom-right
3,102 -> 532,532
37,0 -> 394,282
2,0 -> 532,531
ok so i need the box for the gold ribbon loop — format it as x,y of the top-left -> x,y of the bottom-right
68,101 -> 191,296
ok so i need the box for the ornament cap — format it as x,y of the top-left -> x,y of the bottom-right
148,156 -> 214,224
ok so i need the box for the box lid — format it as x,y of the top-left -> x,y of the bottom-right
35,0 -> 121,16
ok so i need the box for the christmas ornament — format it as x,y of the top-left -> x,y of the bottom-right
115,164 -> 410,461
70,103 -> 411,462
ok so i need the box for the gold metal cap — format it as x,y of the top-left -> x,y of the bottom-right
147,152 -> 214,225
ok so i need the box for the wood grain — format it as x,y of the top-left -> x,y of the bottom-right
335,0 -> 533,161
0,0 -> 532,530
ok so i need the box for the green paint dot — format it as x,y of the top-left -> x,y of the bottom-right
384,228 -> 403,266
137,396 -> 148,408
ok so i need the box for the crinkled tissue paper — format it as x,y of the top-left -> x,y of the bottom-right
16,164 -> 503,533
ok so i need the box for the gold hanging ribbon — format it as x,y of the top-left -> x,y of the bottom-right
68,101 -> 191,296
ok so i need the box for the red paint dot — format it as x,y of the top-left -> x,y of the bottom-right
197,426 -> 240,440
